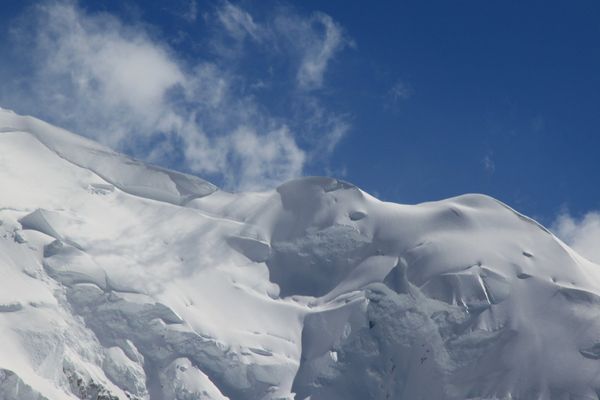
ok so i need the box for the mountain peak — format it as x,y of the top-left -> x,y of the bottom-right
1,111 -> 600,399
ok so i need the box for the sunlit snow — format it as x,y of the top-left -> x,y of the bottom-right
2,108 -> 600,399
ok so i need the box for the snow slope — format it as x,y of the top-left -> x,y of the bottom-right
2,107 -> 600,399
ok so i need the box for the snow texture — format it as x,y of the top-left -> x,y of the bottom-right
2,108 -> 600,399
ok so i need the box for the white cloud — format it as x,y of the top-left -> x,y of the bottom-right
210,3 -> 353,152
482,154 -> 495,175
277,12 -> 350,90
212,3 -> 352,91
208,1 -> 266,59
216,1 -> 262,43
10,2 -> 187,146
389,80 -> 413,101
552,211 -> 600,264
227,126 -> 305,190
296,13 -> 346,90
182,1 -> 198,22
2,1 -> 350,190
297,97 -> 350,156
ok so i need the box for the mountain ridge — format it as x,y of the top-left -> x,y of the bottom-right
1,108 -> 600,400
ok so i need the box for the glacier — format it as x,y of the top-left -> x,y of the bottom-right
1,107 -> 600,399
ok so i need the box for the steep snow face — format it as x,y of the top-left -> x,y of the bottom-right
2,108 -> 600,400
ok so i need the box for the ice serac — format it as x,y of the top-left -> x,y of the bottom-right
2,107 -> 600,399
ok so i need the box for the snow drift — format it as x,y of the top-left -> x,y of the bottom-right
1,107 -> 600,399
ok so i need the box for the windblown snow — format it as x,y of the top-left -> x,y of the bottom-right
1,107 -> 600,399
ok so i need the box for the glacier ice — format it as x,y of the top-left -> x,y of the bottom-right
2,108 -> 600,399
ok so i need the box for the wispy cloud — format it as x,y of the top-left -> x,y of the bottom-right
482,153 -> 495,175
211,1 -> 353,91
291,12 -> 351,90
216,1 -> 262,43
1,0 -> 351,190
181,0 -> 198,23
552,210 -> 600,264
389,80 -> 413,102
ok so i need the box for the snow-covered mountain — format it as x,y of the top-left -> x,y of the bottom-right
2,107 -> 600,400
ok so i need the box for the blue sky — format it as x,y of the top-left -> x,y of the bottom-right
1,1 -> 599,237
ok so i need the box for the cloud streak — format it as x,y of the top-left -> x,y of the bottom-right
389,80 -> 413,101
292,13 -> 350,90
1,0 -> 351,190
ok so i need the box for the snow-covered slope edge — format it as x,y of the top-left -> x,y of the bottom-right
0,108 -> 216,206
2,107 -> 600,400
